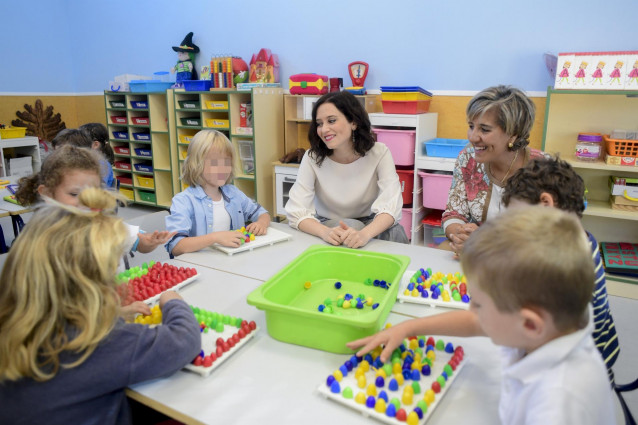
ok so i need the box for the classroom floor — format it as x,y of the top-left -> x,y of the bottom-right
0,204 -> 636,421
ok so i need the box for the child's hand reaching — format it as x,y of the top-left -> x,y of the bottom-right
346,323 -> 410,364
137,230 -> 177,253
215,231 -> 246,248
246,213 -> 270,236
120,301 -> 151,322
159,290 -> 183,308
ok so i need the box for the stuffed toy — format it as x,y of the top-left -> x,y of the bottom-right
280,148 -> 305,164
171,32 -> 199,85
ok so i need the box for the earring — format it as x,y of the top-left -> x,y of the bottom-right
508,141 -> 514,148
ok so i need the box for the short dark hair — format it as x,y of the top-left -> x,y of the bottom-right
80,123 -> 114,164
51,129 -> 92,149
307,91 -> 375,166
502,156 -> 585,217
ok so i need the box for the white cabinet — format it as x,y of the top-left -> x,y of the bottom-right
369,113 -> 439,246
273,163 -> 299,218
0,136 -> 42,177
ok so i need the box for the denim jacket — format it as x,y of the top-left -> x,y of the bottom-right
165,185 -> 267,255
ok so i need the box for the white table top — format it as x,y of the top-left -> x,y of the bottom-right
128,252 -> 502,425
0,175 -> 31,215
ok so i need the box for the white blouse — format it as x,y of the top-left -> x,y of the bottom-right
285,143 -> 403,229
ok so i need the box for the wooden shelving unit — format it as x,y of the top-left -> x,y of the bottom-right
104,90 -> 176,208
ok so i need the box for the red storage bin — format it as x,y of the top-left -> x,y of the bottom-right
131,116 -> 149,125
113,146 -> 130,155
382,100 -> 431,114
114,160 -> 131,171
396,169 -> 414,206
418,171 -> 453,210
373,128 -> 415,166
110,116 -> 127,124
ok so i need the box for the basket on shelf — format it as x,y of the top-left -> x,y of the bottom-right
605,135 -> 638,157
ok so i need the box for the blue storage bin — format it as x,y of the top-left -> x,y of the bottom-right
134,163 -> 153,173
129,80 -> 173,93
183,80 -> 212,92
130,100 -> 149,109
132,132 -> 150,141
112,131 -> 129,139
381,86 -> 433,96
134,148 -> 152,157
423,138 -> 468,158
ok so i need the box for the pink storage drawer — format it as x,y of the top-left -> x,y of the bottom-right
398,207 -> 413,241
418,171 -> 453,210
373,128 -> 416,166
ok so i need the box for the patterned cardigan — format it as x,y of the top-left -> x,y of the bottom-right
442,145 -> 547,228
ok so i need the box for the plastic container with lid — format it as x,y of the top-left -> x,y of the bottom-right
575,133 -> 603,161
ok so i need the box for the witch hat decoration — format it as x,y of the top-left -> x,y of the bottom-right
172,32 -> 200,53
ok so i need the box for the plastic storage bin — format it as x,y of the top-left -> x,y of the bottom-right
205,118 -> 230,128
396,169 -> 414,206
178,134 -> 194,144
0,127 -> 27,139
246,245 -> 409,353
131,116 -> 149,125
112,131 -> 129,140
205,100 -> 229,110
372,128 -> 416,166
178,100 -> 200,109
110,116 -> 127,124
180,117 -> 201,126
398,208 -> 413,241
418,171 -> 453,210
237,139 -> 254,174
116,176 -> 132,186
109,100 -> 126,108
138,191 -> 156,203
134,147 -> 152,157
424,139 -> 468,158
132,132 -> 150,141
381,100 -> 431,114
130,100 -> 148,109
113,146 -> 130,155
605,135 -> 638,157
119,187 -> 134,201
129,80 -> 173,93
114,161 -> 131,171
422,210 -> 446,247
134,163 -> 153,173
183,80 -> 212,91
136,175 -> 155,189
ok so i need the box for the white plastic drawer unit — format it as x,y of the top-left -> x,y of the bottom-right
274,165 -> 299,217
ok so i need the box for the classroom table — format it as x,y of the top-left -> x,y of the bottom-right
175,222 -> 463,319
127,252 -> 502,424
0,175 -> 32,237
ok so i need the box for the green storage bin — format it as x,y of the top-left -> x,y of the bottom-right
246,245 -> 409,353
178,100 -> 201,109
138,191 -> 156,203
180,116 -> 201,126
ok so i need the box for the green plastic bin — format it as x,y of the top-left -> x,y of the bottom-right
246,245 -> 409,353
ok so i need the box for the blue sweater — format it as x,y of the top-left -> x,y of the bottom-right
0,299 -> 200,425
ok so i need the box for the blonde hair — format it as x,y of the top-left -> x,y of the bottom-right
460,206 -> 593,332
15,145 -> 103,206
597,61 -> 606,68
466,85 -> 535,151
563,61 -> 572,67
0,187 -> 128,382
181,130 -> 234,187
580,61 -> 588,67
615,61 -> 624,67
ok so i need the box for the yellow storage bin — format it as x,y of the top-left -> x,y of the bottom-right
179,134 -> 194,144
119,187 -> 134,201
0,126 -> 27,139
205,100 -> 229,110
180,149 -> 188,160
136,175 -> 155,189
380,91 -> 432,102
205,118 -> 230,129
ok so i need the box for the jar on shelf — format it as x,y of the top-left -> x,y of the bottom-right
575,132 -> 603,162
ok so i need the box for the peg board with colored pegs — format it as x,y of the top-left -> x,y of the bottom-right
397,269 -> 470,310
116,262 -> 199,306
317,334 -> 466,425
209,226 -> 292,255
133,305 -> 259,378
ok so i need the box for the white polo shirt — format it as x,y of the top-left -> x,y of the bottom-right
499,312 -> 616,425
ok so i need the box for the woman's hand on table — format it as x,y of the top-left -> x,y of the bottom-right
320,225 -> 347,246
339,221 -> 371,249
448,223 -> 478,257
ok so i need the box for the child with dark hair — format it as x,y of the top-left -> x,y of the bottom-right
80,123 -> 115,187
502,156 -> 619,383
50,129 -> 93,150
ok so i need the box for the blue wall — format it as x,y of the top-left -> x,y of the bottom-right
2,0 -> 636,93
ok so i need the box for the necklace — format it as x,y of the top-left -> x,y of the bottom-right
490,150 -> 519,185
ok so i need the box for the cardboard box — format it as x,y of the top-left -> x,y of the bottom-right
605,154 -> 638,167
609,176 -> 638,198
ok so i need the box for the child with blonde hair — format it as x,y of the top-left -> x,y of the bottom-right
0,187 -> 200,424
165,129 -> 270,256
348,207 -> 616,424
